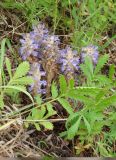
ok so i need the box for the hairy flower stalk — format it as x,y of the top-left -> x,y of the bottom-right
59,46 -> 80,80
29,63 -> 46,95
81,45 -> 99,64
42,35 -> 60,95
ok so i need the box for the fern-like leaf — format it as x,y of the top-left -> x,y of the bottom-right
51,82 -> 58,98
94,54 -> 109,75
13,61 -> 30,79
59,75 -> 67,94
67,116 -> 82,139
95,94 -> 116,111
58,98 -> 73,114
10,76 -> 34,85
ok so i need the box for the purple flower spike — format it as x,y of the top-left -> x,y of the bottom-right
81,45 -> 99,64
59,46 -> 80,76
32,23 -> 49,39
42,34 -> 60,59
28,63 -> 46,94
19,23 -> 49,60
19,33 -> 40,60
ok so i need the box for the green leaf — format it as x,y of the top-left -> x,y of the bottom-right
95,75 -> 112,86
97,142 -> 111,157
94,54 -> 109,75
11,76 -> 34,85
85,56 -> 94,77
5,57 -> 12,79
40,121 -> 53,130
44,103 -> 57,119
67,116 -> 82,139
96,94 -> 116,111
0,38 -> 8,73
40,106 -> 46,118
95,90 -> 106,102
51,82 -> 58,98
66,112 -> 79,128
80,56 -> 94,85
80,64 -> 92,82
109,64 -> 115,80
68,78 -> 75,89
32,106 -> 46,119
32,108 -> 40,119
0,38 -> 10,86
0,85 -> 34,104
34,123 -> 41,131
58,98 -> 73,114
13,61 -> 30,79
83,116 -> 91,134
0,95 -> 4,109
66,87 -> 102,97
59,75 -> 67,94
35,94 -> 42,105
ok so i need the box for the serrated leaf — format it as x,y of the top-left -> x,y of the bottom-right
95,75 -> 112,86
96,94 -> 116,111
59,75 -> 67,94
40,106 -> 46,118
68,78 -> 75,89
94,54 -> 109,75
80,64 -> 92,83
32,108 -> 40,119
35,94 -> 42,105
44,103 -> 57,119
66,112 -> 79,128
97,143 -> 111,157
67,87 -> 102,97
11,76 -> 34,85
85,56 -> 94,76
83,116 -> 91,134
67,116 -> 82,139
109,64 -> 115,80
51,82 -> 58,98
40,121 -> 53,130
13,61 -> 30,79
32,106 -> 46,119
58,98 -> 73,114
34,123 -> 41,131
46,103 -> 54,113
0,85 -> 34,104
95,90 -> 106,102
5,57 -> 12,79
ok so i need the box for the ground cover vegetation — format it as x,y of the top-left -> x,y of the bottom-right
0,0 -> 116,158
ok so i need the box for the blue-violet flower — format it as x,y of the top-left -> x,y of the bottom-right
59,46 -> 79,79
28,63 -> 46,94
81,45 -> 99,64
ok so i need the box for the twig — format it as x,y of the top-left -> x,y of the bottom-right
0,118 -> 67,123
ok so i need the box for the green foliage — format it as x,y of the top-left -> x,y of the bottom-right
0,0 -> 116,157
71,0 -> 116,49
80,55 -> 115,88
25,102 -> 56,131
59,56 -> 116,157
51,82 -> 58,98
0,1 -> 115,49
0,39 -> 34,108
